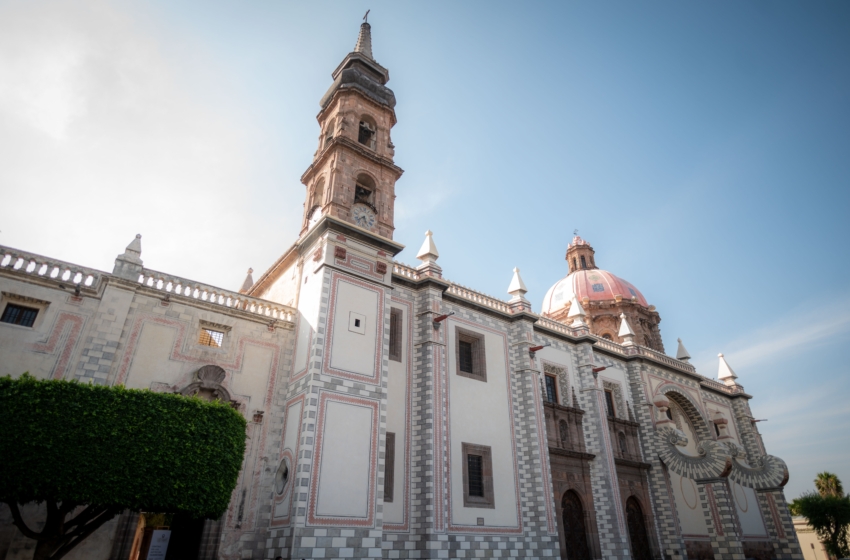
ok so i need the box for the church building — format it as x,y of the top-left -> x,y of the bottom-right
0,22 -> 803,560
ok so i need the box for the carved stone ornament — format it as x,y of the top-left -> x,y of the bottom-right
180,364 -> 233,403
656,424 -> 789,489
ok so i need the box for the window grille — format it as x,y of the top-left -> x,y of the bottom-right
544,375 -> 558,403
455,327 -> 486,382
198,328 -> 224,347
389,308 -> 402,362
467,455 -> 484,497
1,304 -> 38,328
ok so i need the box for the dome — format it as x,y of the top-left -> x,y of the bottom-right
541,269 -> 649,316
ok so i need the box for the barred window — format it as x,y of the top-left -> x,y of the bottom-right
462,442 -> 494,508
384,432 -> 396,502
544,375 -> 558,404
198,328 -> 224,347
455,327 -> 486,382
467,455 -> 484,497
389,308 -> 403,362
1,304 -> 38,328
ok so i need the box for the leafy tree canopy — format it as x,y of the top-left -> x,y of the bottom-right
790,473 -> 850,559
0,374 -> 247,559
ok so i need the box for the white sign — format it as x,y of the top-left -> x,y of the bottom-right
146,529 -> 171,560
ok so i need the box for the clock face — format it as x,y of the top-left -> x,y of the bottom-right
352,204 -> 376,229
308,206 -> 322,228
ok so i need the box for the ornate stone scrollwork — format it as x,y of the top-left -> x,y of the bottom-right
656,425 -> 732,481
180,364 -> 233,403
728,453 -> 789,490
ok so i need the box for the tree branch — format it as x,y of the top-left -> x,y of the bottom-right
6,501 -> 43,541
53,507 -> 119,559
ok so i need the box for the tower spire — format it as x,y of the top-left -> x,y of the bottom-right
353,21 -> 374,60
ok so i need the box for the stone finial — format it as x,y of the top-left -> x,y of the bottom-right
712,410 -> 731,439
717,353 -> 739,385
353,22 -> 374,60
416,230 -> 439,263
113,234 -> 144,280
676,338 -> 691,362
239,268 -> 254,294
618,313 -> 636,346
566,296 -> 587,327
122,234 -> 143,264
507,267 -> 528,301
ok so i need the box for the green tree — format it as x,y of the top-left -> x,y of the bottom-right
0,374 -> 247,560
816,472 -> 845,498
790,473 -> 850,559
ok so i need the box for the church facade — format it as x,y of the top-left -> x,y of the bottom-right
0,22 -> 802,560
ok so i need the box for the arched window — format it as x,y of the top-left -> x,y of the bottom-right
354,174 -> 376,207
572,258 -> 577,272
561,491 -> 591,560
618,432 -> 628,454
559,420 -> 569,445
358,116 -> 377,149
324,126 -> 333,149
580,255 -> 587,269
602,333 -> 613,341
313,178 -> 325,207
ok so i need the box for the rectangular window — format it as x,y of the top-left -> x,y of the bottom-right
544,375 -> 558,404
1,304 -> 38,328
604,390 -> 616,417
455,327 -> 487,382
462,442 -> 494,508
389,308 -> 403,362
384,432 -> 396,502
198,328 -> 224,347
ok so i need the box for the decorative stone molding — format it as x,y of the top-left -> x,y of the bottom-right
179,364 -> 234,403
655,425 -> 788,489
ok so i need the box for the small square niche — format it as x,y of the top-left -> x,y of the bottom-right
348,312 -> 366,335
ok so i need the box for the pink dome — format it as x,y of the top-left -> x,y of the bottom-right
541,269 -> 649,316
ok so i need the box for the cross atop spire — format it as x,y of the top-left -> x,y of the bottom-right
353,21 -> 374,60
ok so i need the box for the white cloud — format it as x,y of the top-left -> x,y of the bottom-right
0,0 -> 297,290
691,296 -> 850,375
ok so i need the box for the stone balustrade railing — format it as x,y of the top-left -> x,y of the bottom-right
138,269 -> 295,322
535,316 -> 572,336
0,246 -> 101,289
700,377 -> 746,395
392,262 -> 420,280
445,283 -> 511,313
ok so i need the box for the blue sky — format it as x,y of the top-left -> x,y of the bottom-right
0,1 -> 848,498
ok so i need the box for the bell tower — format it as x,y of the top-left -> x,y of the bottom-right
300,21 -> 403,239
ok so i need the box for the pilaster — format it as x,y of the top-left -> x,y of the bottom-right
575,341 -> 631,560
695,478 -> 746,560
625,361 -> 687,560
756,489 -> 804,560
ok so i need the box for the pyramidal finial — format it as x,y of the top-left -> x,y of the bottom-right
121,234 -> 143,264
416,230 -> 439,263
572,387 -> 580,408
717,353 -> 738,385
507,267 -> 528,300
354,22 -> 374,60
676,338 -> 692,362
567,296 -> 587,327
618,313 -> 636,346
240,268 -> 254,294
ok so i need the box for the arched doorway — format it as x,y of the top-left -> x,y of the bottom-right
562,490 -> 591,560
626,497 -> 652,560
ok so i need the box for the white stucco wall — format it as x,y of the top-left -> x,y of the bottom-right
447,321 -> 518,528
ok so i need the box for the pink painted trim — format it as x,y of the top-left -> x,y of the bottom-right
767,493 -> 785,539
307,391 -> 380,527
271,393 -> 306,528
29,312 -> 86,380
531,370 -> 558,534
705,484 -> 724,537
595,384 -> 627,536
334,253 -> 384,280
322,272 -> 384,384
384,297 -> 413,533
289,314 -> 313,383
